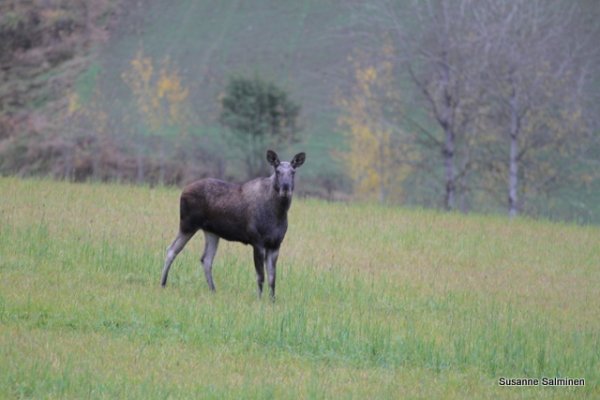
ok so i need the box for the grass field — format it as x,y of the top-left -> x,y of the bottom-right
1,177 -> 599,398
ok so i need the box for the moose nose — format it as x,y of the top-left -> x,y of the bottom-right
281,183 -> 290,193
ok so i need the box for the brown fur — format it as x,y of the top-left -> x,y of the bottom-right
179,176 -> 289,248
160,150 -> 306,299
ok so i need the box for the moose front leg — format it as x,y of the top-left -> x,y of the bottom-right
253,246 -> 266,297
266,248 -> 279,301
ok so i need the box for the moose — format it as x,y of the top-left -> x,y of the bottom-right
160,150 -> 306,299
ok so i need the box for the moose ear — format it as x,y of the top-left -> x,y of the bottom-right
291,152 -> 306,168
266,150 -> 280,167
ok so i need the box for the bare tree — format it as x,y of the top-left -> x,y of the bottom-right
351,0 -> 599,216
472,0 -> 598,216
357,0 -> 486,210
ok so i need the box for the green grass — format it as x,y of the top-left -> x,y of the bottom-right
1,177 -> 599,398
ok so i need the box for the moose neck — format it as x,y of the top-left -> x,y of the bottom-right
268,178 -> 292,217
277,194 -> 292,214
273,192 -> 292,218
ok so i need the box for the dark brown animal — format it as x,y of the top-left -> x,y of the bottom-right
160,150 -> 306,299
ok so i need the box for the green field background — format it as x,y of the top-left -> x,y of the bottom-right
1,177 -> 599,398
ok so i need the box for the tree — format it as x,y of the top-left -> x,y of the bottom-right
350,0 -> 599,217
219,76 -> 301,178
121,49 -> 191,183
360,0 -> 486,210
336,41 -> 412,203
472,0 -> 597,217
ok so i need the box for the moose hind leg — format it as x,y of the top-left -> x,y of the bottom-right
161,231 -> 194,287
253,246 -> 266,297
201,231 -> 219,291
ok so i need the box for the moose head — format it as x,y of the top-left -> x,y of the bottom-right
267,150 -> 306,198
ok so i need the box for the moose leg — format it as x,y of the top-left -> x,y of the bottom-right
266,248 -> 279,301
253,246 -> 266,297
201,231 -> 220,291
161,231 -> 194,287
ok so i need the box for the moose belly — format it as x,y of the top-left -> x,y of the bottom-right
203,220 -> 252,245
204,220 -> 287,249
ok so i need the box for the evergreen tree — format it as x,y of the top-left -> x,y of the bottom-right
220,76 -> 301,177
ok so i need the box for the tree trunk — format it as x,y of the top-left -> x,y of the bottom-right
158,143 -> 165,185
443,126 -> 455,210
92,137 -> 100,181
508,89 -> 519,217
508,132 -> 519,217
440,56 -> 455,211
65,145 -> 74,181
136,144 -> 145,184
378,138 -> 387,203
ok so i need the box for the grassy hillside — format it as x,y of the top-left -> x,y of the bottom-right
1,178 -> 599,398
96,0 -> 355,181
3,1 -> 598,223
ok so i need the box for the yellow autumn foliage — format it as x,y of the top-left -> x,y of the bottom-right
157,60 -> 189,124
337,41 -> 412,203
67,92 -> 80,116
122,50 -> 190,134
66,90 -> 108,136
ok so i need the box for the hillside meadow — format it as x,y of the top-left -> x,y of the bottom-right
0,177 -> 599,398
